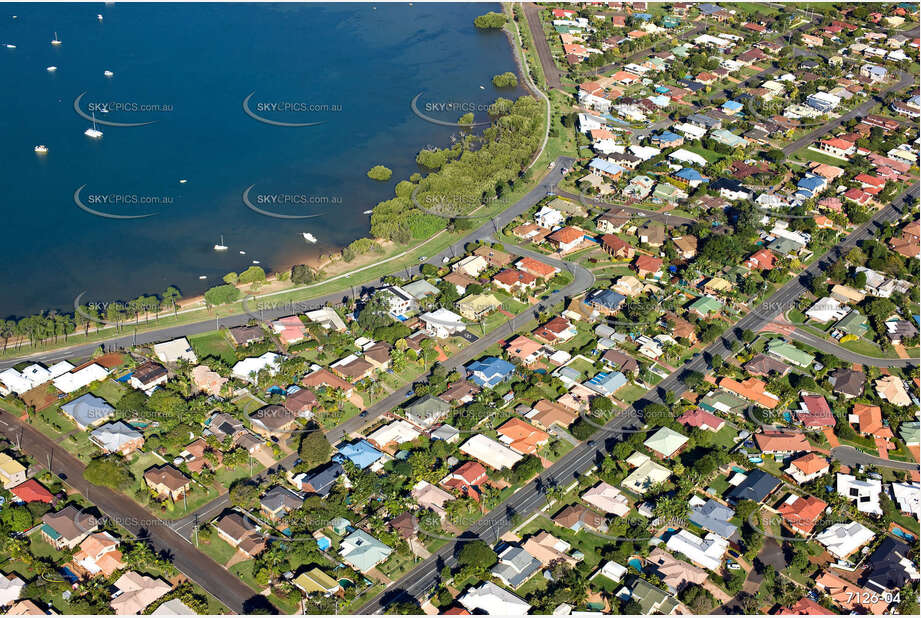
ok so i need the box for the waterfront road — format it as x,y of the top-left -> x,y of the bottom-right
0,156 -> 576,372
0,408 -> 270,614
357,183 -> 918,613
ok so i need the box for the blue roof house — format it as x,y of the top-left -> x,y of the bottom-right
589,158 -> 625,178
722,100 -> 743,115
61,393 -> 114,430
699,3 -> 722,15
586,289 -> 627,313
796,175 -> 826,198
652,130 -> 683,146
584,371 -> 628,396
334,440 -> 383,470
466,357 -> 516,388
673,167 -> 708,187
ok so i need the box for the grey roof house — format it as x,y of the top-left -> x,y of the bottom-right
491,545 -> 541,589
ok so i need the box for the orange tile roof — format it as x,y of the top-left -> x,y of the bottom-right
755,429 -> 811,453
852,403 -> 893,439
496,418 -> 549,455
516,257 -> 558,278
719,377 -> 778,408
777,495 -> 827,533
549,226 -> 585,244
790,453 -> 829,476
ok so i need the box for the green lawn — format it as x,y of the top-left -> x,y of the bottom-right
616,383 -> 648,405
90,379 -> 127,405
197,533 -> 237,566
32,405 -> 77,440
233,393 -> 266,415
189,331 -> 238,364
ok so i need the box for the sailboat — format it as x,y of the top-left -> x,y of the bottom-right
51,32 -> 61,45
213,235 -> 228,251
104,69 -> 114,77
84,112 -> 103,138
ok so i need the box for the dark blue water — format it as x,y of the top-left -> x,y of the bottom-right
0,2 -> 524,317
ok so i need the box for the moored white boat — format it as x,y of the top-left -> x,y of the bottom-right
302,232 -> 317,243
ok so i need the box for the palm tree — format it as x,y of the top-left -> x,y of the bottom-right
163,286 -> 181,318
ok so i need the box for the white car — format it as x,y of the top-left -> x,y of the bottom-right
727,561 -> 741,570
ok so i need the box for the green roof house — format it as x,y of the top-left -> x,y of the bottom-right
835,310 -> 869,338
700,391 -> 748,415
766,340 -> 814,368
899,421 -> 919,446
643,427 -> 689,459
628,577 -> 679,614
688,296 -> 723,318
338,529 -> 392,573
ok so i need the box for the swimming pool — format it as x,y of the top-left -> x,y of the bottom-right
628,558 -> 643,572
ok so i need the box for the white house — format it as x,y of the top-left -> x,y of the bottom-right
890,482 -> 921,517
665,529 -> 728,571
668,148 -> 708,167
837,473 -> 882,515
0,573 -> 25,606
366,420 -> 421,449
380,285 -> 417,316
816,522 -> 875,560
673,123 -> 707,141
534,206 -> 565,229
53,363 -> 108,394
231,352 -> 281,382
419,308 -> 466,339
153,337 -> 197,364
460,581 -> 531,615
805,297 -> 848,323
459,434 -> 523,470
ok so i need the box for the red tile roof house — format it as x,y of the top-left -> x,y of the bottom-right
10,479 -> 55,504
547,226 -> 586,254
633,255 -> 663,279
492,269 -> 537,294
777,494 -> 828,535
600,234 -> 636,259
778,598 -> 829,615
284,388 -> 318,417
755,430 -> 812,455
843,187 -> 873,206
795,394 -> 836,428
677,408 -> 725,432
272,315 -> 307,345
854,173 -> 886,191
516,257 -> 560,279
849,403 -> 894,441
745,248 -> 777,270
442,461 -> 488,500
533,316 -> 577,344
786,453 -> 830,484
817,137 -> 856,159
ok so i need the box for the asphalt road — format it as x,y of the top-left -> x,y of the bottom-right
0,409 -> 271,615
781,67 -> 916,156
555,189 -> 697,226
790,328 -> 918,368
0,157 -> 576,373
522,3 -> 563,91
832,445 -> 919,471
357,181 -> 918,614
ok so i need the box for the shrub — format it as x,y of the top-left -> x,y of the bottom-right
367,165 -> 393,181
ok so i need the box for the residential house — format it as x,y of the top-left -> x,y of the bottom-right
582,482 -> 630,517
228,325 -> 264,347
777,494 -> 827,535
837,473 -> 882,515
466,357 -> 516,388
153,337 -> 197,364
129,361 -> 169,392
250,404 -> 297,438
553,504 -> 607,533
786,453 -> 830,484
456,293 -> 502,321
633,255 -> 663,279
755,429 -> 811,455
0,453 -> 27,489
643,427 -> 688,459
335,440 -> 383,470
689,499 -> 737,540
339,530 -> 392,573
828,367 -> 865,398
817,521 -> 876,560
665,530 -> 728,571
214,513 -> 266,558
71,531 -> 125,578
601,234 -> 636,259
646,547 -> 707,592
496,418 -> 549,455
726,469 -> 781,505
411,480 -> 455,521
60,393 -> 114,430
491,545 -> 541,589
533,316 -> 577,344
459,581 -> 531,615
89,421 -> 144,456
459,434 -> 522,470
260,485 -> 304,522
143,465 -> 191,501
110,571 -> 172,615
9,478 -> 54,504
41,505 -> 96,550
